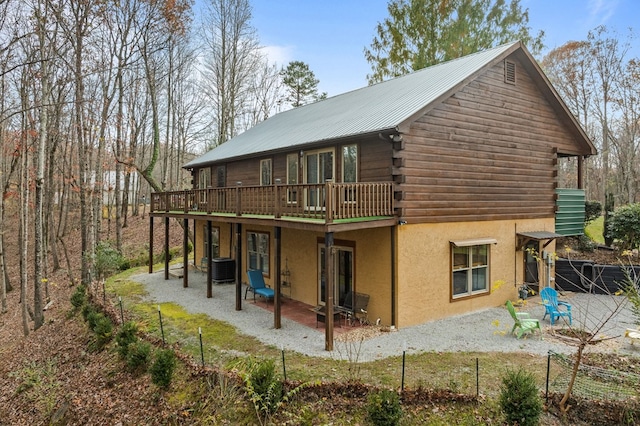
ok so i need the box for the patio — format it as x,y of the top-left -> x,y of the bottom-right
161,264 -> 364,335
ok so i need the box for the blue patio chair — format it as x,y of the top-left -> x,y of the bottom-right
540,287 -> 572,325
245,270 -> 275,304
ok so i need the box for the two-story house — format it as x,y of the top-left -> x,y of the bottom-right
149,41 -> 596,350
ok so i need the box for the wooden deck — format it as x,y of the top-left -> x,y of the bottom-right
150,182 -> 395,224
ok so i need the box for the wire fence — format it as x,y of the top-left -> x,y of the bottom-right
98,284 -> 640,404
547,351 -> 640,401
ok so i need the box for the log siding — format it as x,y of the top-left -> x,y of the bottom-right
396,57 -> 576,223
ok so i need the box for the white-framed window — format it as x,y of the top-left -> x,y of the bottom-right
452,244 -> 490,298
203,225 -> 220,260
342,144 -> 357,183
248,231 -> 269,275
304,148 -> 334,209
286,153 -> 298,203
198,168 -> 211,189
260,159 -> 272,186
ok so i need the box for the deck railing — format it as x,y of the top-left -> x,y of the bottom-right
151,181 -> 395,223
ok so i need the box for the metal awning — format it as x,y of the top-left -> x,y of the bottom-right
450,238 -> 498,247
517,231 -> 563,250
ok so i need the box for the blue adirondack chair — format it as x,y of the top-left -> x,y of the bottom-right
245,270 -> 275,304
540,287 -> 572,325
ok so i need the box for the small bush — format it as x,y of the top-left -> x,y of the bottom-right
499,368 -> 542,426
245,358 -> 283,417
95,241 -> 126,279
608,203 -> 640,250
603,192 -> 615,246
150,349 -> 177,389
84,306 -> 99,329
366,388 -> 403,426
116,321 -> 139,359
70,285 -> 87,311
576,235 -> 597,252
125,340 -> 151,373
92,313 -> 114,351
585,200 -> 602,224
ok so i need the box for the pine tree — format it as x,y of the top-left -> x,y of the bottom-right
364,0 -> 544,84
280,61 -> 327,108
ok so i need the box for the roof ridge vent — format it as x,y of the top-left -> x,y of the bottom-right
504,60 -> 516,85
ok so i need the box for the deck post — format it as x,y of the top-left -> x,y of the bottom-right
274,179 -> 281,219
148,216 -> 154,273
183,218 -> 189,288
274,226 -> 282,329
206,221 -> 212,298
325,180 -> 334,223
164,217 -> 169,280
325,232 -> 334,351
235,223 -> 242,311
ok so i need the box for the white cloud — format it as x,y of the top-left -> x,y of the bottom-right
587,0 -> 618,25
260,45 -> 294,67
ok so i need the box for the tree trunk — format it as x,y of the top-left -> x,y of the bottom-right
560,343 -> 586,412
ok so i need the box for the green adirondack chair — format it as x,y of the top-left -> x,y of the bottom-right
505,300 -> 541,339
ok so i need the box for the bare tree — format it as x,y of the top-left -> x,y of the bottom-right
588,26 -> 630,205
200,0 -> 262,146
554,255 -> 632,412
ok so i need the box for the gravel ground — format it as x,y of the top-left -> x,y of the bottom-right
132,268 -> 640,362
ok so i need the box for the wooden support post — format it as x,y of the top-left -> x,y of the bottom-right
274,226 -> 282,329
577,156 -> 584,189
391,225 -> 396,327
164,217 -> 169,280
206,221 -> 212,298
148,216 -> 154,274
193,219 -> 197,268
183,218 -> 189,288
325,232 -> 334,351
235,223 -> 242,311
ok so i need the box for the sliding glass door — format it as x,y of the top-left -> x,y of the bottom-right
318,245 -> 353,307
305,149 -> 333,210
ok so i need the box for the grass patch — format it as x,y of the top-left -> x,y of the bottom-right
585,215 -> 604,244
104,273 -> 551,397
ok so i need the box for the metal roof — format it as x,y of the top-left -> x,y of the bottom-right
185,42 -> 520,169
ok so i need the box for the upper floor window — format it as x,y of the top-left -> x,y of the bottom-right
248,231 -> 269,274
199,168 -> 211,189
215,165 -> 226,188
452,243 -> 491,298
286,154 -> 298,203
342,144 -> 357,182
260,159 -> 272,186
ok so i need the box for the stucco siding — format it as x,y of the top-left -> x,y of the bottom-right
396,218 -> 555,327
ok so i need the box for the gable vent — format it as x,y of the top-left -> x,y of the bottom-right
504,60 -> 516,84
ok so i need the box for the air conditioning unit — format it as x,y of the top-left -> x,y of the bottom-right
212,257 -> 235,284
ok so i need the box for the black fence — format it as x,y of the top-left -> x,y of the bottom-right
555,258 -> 640,294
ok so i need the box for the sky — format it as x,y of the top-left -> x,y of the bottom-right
245,0 -> 639,97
